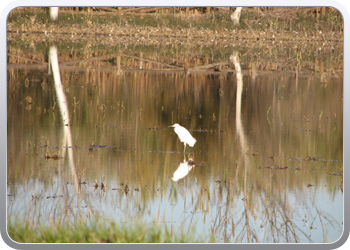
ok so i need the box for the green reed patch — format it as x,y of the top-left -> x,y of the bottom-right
7,219 -> 215,243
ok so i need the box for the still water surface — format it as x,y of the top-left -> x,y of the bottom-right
7,45 -> 343,243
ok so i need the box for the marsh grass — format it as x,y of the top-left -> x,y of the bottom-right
7,219 -> 214,243
8,7 -> 343,34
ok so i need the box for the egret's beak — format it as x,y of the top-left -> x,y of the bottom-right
168,125 -> 174,127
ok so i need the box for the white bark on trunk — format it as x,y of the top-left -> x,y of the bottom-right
50,7 -> 59,21
231,7 -> 242,26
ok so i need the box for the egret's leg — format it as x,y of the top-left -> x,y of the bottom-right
184,143 -> 186,152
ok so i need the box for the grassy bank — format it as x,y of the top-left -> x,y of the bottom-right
7,219 -> 214,243
7,7 -> 343,43
7,7 -> 343,74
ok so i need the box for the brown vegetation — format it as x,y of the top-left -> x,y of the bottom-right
7,7 -> 343,79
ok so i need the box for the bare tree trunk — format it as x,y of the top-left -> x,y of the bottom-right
206,7 -> 211,15
186,7 -> 190,19
230,7 -> 242,26
118,7 -> 122,18
50,7 -> 59,21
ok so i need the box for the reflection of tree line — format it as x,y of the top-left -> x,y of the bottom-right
8,44 -> 342,182
8,44 -> 342,190
7,43 -> 342,78
7,46 -> 342,242
168,50 -> 342,242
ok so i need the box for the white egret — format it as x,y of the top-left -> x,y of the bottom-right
169,123 -> 196,152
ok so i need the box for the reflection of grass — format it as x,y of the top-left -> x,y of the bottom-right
7,219 -> 214,243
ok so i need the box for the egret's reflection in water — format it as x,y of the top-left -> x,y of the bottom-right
171,157 -> 196,181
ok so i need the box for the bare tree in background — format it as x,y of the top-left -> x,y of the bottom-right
231,7 -> 242,26
50,7 -> 59,21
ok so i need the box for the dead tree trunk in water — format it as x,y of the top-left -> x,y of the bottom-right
231,7 -> 242,26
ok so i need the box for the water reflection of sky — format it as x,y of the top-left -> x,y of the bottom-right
7,172 -> 343,243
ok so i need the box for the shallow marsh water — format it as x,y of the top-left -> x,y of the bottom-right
7,42 -> 343,243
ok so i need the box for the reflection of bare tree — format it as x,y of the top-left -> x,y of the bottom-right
206,50 -> 343,243
49,46 -> 95,219
50,46 -> 79,193
230,50 -> 245,152
207,50 -> 255,242
231,50 -> 254,242
259,192 -> 341,243
209,185 -> 341,243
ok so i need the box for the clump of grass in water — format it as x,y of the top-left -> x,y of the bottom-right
7,219 -> 215,243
